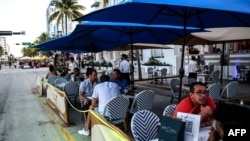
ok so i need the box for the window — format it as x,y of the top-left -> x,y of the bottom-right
151,49 -> 164,58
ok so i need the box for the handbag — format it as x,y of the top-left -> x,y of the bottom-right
158,116 -> 186,141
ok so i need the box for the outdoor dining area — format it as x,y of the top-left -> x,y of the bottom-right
34,0 -> 250,140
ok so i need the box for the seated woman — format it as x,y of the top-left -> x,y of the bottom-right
110,69 -> 129,93
45,65 -> 57,79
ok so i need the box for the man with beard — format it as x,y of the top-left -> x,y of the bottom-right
173,82 -> 216,127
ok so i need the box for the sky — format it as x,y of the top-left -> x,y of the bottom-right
0,0 -> 94,57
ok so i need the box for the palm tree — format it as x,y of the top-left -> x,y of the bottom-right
48,0 -> 85,35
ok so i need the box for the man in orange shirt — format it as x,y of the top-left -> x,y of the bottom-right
173,82 -> 216,127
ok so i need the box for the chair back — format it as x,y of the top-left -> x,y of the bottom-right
64,81 -> 79,97
170,78 -> 180,94
220,81 -> 238,100
207,70 -> 220,83
55,77 -> 67,85
188,78 -> 197,85
160,68 -> 167,77
129,90 -> 154,113
147,67 -> 154,75
101,70 -> 107,75
163,104 -> 178,117
131,110 -> 159,141
64,73 -> 72,82
47,75 -> 59,85
207,83 -> 221,101
209,64 -> 214,73
103,95 -> 129,124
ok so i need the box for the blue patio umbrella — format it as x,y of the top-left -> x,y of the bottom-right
68,21 -> 204,88
38,21 -> 204,89
75,0 -> 250,102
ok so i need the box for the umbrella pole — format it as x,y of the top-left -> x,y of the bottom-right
220,42 -> 225,85
178,17 -> 187,103
137,49 -> 142,80
130,31 -> 135,90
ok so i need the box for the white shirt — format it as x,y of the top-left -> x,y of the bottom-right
188,60 -> 197,73
92,82 -> 120,115
69,61 -> 78,72
119,60 -> 130,73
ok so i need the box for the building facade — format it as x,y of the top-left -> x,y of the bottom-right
0,37 -> 10,62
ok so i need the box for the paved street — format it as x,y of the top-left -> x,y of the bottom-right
0,65 -> 249,141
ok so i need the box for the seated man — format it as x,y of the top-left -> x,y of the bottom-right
110,69 -> 129,93
208,103 -> 250,141
70,67 -> 84,83
79,68 -> 97,126
78,75 -> 120,136
173,82 -> 216,127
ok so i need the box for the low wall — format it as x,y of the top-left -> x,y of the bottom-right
45,83 -> 70,125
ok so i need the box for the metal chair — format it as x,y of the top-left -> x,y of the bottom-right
131,110 -> 160,141
47,75 -> 59,86
147,67 -> 154,83
220,81 -> 238,101
169,79 -> 187,103
206,70 -> 220,84
64,73 -> 72,82
158,68 -> 168,84
54,77 -> 67,90
162,104 -> 178,117
103,95 -> 130,130
207,83 -> 221,102
63,81 -> 79,105
129,90 -> 154,114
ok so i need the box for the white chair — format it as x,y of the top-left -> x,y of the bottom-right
129,90 -> 154,114
220,81 -> 238,101
169,79 -> 186,103
207,83 -> 221,102
131,110 -> 160,141
162,104 -> 178,117
103,95 -> 130,130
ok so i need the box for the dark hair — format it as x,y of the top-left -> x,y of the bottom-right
100,75 -> 110,82
74,67 -> 80,72
189,82 -> 207,92
214,103 -> 250,125
86,68 -> 93,77
191,56 -> 196,61
113,68 -> 121,75
49,65 -> 54,71
214,103 -> 250,140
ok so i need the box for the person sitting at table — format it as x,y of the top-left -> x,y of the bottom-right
79,68 -> 98,127
78,74 -> 120,136
173,82 -> 216,127
58,66 -> 68,77
45,65 -> 57,79
208,103 -> 250,141
70,67 -> 84,83
110,69 -> 129,93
